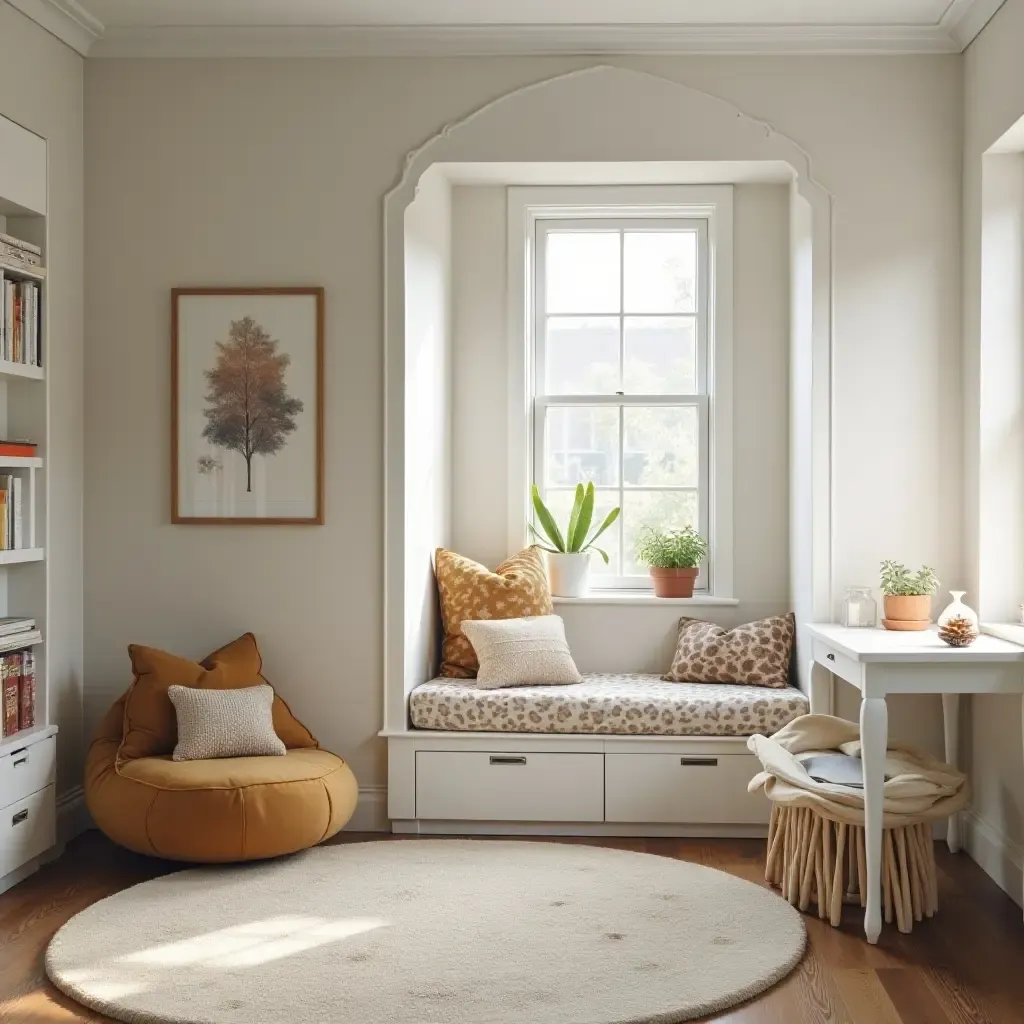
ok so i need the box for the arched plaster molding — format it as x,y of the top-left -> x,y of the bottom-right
383,65 -> 833,731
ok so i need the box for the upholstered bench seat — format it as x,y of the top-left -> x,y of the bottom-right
409,672 -> 808,737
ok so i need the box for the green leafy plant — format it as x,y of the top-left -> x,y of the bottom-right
529,483 -> 620,563
879,560 -> 939,597
635,525 -> 708,569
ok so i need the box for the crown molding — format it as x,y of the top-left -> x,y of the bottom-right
6,0 -> 104,55
942,0 -> 1006,48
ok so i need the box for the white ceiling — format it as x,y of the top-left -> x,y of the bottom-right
9,0 -> 1007,57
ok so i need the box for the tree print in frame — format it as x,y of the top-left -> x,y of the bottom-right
172,287 -> 324,524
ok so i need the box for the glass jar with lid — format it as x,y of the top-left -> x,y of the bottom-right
841,586 -> 877,628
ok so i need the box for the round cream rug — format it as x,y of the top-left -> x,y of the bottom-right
47,840 -> 805,1024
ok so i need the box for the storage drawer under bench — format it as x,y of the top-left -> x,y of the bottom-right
0,735 -> 56,809
415,751 -> 605,822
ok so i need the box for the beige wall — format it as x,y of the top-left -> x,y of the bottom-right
0,2 -> 84,800
84,54 -> 961,790
963,0 -> 1024,905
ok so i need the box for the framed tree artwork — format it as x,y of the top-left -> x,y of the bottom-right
171,287 -> 324,524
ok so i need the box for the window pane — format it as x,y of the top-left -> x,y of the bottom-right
545,231 -> 620,314
544,406 -> 619,488
622,490 -> 700,576
545,317 -> 620,394
623,316 -> 697,394
541,488 -> 620,576
623,406 -> 699,487
623,231 -> 697,313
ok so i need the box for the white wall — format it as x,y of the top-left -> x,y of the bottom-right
0,2 -> 84,802
450,182 -> 792,668
963,0 -> 1024,904
403,167 -> 452,698
85,54 -> 960,790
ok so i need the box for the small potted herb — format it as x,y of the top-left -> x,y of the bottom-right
530,483 -> 620,597
635,526 -> 708,598
879,560 -> 938,630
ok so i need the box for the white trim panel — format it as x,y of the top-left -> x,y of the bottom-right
6,0 -> 103,56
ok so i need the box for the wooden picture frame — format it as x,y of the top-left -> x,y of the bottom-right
171,286 -> 324,525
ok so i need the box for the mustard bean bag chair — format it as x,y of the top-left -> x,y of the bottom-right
86,634 -> 358,863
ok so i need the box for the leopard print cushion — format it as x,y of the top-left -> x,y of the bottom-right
662,613 -> 796,688
435,546 -> 553,678
409,673 -> 807,736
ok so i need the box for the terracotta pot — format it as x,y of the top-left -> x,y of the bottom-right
882,594 -> 932,631
649,566 -> 699,598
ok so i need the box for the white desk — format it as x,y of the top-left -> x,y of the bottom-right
806,623 -> 1024,943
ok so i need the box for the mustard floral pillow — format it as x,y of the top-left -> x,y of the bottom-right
435,546 -> 553,678
662,614 -> 796,689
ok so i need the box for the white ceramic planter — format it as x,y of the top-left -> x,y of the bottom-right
547,552 -> 591,598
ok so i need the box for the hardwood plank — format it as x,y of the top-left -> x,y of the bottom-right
832,969 -> 902,1024
877,968 -> 955,1024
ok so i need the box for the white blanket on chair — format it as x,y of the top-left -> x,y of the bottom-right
747,714 -> 969,827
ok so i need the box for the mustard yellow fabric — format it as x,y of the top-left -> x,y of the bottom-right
121,633 -> 317,762
87,687 -> 357,864
435,546 -> 553,677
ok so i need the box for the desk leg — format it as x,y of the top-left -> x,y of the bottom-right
942,693 -> 961,853
861,697 -> 888,944
808,658 -> 834,716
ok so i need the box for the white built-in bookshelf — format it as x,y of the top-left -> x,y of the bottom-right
0,111 -> 54,894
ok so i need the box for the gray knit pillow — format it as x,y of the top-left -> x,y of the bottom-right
460,614 -> 582,688
167,684 -> 286,761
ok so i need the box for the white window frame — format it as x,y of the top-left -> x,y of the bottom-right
506,186 -> 733,596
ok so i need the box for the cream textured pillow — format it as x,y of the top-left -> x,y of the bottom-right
460,615 -> 583,689
167,683 -> 286,761
662,614 -> 796,689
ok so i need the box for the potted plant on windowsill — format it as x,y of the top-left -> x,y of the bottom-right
636,526 -> 708,598
879,560 -> 938,631
530,483 -> 620,598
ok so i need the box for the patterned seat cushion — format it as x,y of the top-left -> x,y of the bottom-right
409,673 -> 808,737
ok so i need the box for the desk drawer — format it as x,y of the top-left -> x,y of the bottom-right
0,735 -> 55,808
605,753 -> 768,825
0,784 -> 55,877
416,751 -> 604,822
812,638 -> 862,687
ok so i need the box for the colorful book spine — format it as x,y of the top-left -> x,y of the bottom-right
19,652 -> 35,730
1,657 -> 17,736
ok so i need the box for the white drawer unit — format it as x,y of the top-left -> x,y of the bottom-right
0,734 -> 56,808
416,751 -> 605,822
0,784 -> 56,879
811,637 -> 863,688
604,752 -> 769,825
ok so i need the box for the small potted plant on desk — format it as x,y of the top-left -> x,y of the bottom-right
636,525 -> 708,598
530,483 -> 620,598
879,560 -> 938,631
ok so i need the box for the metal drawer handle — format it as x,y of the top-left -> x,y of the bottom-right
13,756 -> 28,768
12,809 -> 28,826
489,756 -> 527,766
826,653 -> 836,662
680,757 -> 718,767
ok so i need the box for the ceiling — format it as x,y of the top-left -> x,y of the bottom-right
9,0 -> 1007,57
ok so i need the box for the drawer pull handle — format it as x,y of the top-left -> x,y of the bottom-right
489,756 -> 527,766
13,757 -> 28,768
12,809 -> 28,826
826,653 -> 836,662
680,757 -> 718,767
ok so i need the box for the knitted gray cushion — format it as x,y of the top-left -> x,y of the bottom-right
460,614 -> 582,688
167,683 -> 286,761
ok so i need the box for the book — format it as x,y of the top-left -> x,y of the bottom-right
1,658 -> 17,736
0,232 -> 42,256
18,652 -> 35,730
0,441 -> 37,457
0,617 -> 35,636
799,752 -> 893,788
0,630 -> 42,653
12,476 -> 23,549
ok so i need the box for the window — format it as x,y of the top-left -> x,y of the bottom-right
515,188 -> 732,593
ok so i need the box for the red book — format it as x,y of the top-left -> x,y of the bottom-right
0,442 -> 36,457
18,653 -> 34,730
2,657 -> 18,737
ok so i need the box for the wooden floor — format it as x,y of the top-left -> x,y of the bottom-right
1,830 -> 1022,1024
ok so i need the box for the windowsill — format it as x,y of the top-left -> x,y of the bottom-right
981,622 -> 1024,647
553,592 -> 740,607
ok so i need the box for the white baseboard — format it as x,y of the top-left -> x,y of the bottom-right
345,786 -> 390,832
56,784 -> 91,846
963,810 -> 1024,909
391,820 -> 769,838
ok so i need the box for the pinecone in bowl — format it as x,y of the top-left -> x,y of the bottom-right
938,615 -> 978,647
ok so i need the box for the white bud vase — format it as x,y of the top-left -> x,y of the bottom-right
546,552 -> 591,598
937,591 -> 979,646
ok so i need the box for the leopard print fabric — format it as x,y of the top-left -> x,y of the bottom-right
435,546 -> 553,678
662,613 -> 796,689
409,673 -> 808,736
